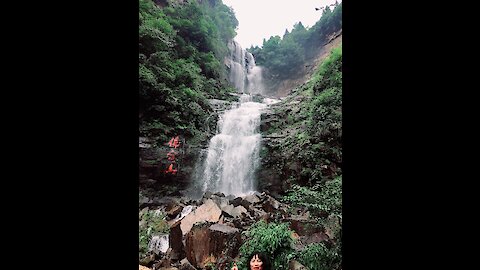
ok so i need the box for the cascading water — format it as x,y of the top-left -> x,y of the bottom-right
193,94 -> 270,197
188,41 -> 276,198
225,40 -> 265,95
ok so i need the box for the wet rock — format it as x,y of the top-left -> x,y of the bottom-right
210,196 -> 230,209
243,194 -> 260,204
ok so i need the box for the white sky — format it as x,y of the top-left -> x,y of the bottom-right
222,0 -> 341,49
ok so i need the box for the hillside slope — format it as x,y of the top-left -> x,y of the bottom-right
264,29 -> 342,98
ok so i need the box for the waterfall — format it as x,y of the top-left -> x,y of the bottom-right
226,40 -> 265,95
193,94 -> 270,197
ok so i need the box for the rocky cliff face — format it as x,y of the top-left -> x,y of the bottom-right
257,32 -> 342,195
139,32 -> 343,198
138,31 -> 343,270
139,98 -> 236,195
263,30 -> 342,98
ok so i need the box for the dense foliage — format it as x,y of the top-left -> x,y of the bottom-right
139,208 -> 169,260
264,45 -> 342,186
237,219 -> 340,270
248,2 -> 342,79
260,45 -> 342,269
237,220 -> 295,270
139,0 -> 239,144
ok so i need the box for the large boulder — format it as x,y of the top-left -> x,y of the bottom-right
169,220 -> 184,260
185,222 -> 241,269
180,199 -> 222,235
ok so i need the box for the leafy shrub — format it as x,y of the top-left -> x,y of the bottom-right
283,176 -> 342,220
238,220 -> 295,270
139,209 -> 169,259
296,243 -> 340,270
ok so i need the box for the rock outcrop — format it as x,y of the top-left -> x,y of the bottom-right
139,191 -> 333,270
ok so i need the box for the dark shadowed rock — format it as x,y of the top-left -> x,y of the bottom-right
211,196 -> 230,209
185,222 -> 211,268
262,195 -> 281,212
169,221 -> 184,260
185,222 -> 241,269
209,224 -> 241,259
249,207 -> 269,221
238,199 -> 252,209
287,216 -> 322,236
213,192 -> 225,197
229,197 -> 243,207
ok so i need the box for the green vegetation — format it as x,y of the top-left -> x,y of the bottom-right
139,0 -> 239,144
237,219 -> 340,270
264,45 -> 342,187
261,44 -> 342,269
283,176 -> 342,222
237,220 -> 295,270
248,2 -> 342,80
139,208 -> 169,259
297,242 -> 341,270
